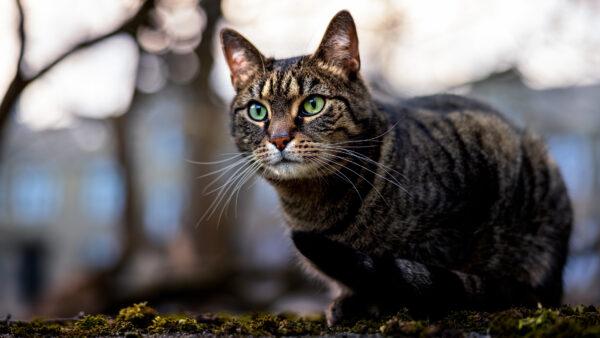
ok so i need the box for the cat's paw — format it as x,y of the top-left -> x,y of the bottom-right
325,294 -> 372,327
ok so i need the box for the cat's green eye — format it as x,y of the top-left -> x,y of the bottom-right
248,102 -> 267,121
302,96 -> 325,116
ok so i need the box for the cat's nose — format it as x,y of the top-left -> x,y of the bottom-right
270,134 -> 292,151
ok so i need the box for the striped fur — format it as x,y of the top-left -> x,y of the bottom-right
220,11 -> 572,325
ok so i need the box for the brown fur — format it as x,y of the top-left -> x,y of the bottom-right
220,11 -> 572,325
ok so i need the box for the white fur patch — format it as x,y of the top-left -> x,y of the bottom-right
261,140 -> 318,179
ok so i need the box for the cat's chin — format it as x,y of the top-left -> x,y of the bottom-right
262,161 -> 318,180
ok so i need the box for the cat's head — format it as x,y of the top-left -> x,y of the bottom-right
220,11 -> 374,181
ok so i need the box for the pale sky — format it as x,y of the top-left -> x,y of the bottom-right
1,0 -> 600,130
214,0 -> 600,99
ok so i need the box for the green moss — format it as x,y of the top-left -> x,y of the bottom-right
113,318 -> 136,333
517,304 -> 558,331
8,321 -> 34,336
73,314 -> 108,332
350,318 -> 386,334
276,314 -> 326,336
4,303 -> 600,336
208,312 -> 328,336
147,315 -> 169,332
9,320 -> 63,336
116,301 -> 158,329
246,313 -> 282,335
379,315 -> 430,336
251,313 -> 326,336
488,304 -> 600,337
147,315 -> 206,333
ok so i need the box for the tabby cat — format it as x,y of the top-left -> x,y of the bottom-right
219,10 -> 572,325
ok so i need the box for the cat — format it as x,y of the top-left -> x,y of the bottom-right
219,10 -> 572,325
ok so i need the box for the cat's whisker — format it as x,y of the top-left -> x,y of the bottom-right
206,162 -> 254,209
319,150 -> 408,196
326,121 -> 400,146
228,159 -> 263,221
245,168 -> 263,190
186,151 -> 250,165
326,139 -> 384,146
189,154 -> 253,195
202,157 -> 253,195
318,145 -> 410,192
319,144 -> 400,173
346,151 -> 409,189
197,157 -> 258,227
197,157 -> 251,179
315,143 -> 380,151
317,154 -> 391,207
325,144 -> 379,149
310,157 -> 364,204
218,156 -> 263,223
227,158 -> 261,215
310,159 -> 329,186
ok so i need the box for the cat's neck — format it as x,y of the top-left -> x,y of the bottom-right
270,173 -> 366,232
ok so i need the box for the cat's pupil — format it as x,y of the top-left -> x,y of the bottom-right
310,99 -> 316,108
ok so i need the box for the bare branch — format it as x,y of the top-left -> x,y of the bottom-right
0,0 -> 154,142
0,0 -> 27,143
15,0 -> 25,76
26,0 -> 153,85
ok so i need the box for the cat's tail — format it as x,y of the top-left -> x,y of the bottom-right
291,231 -> 539,315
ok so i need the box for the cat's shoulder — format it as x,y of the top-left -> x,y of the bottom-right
400,94 -> 498,115
378,94 -> 516,129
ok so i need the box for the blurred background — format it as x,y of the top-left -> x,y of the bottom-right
1,0 -> 599,320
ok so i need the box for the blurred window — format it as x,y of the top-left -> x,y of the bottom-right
81,158 -> 124,225
10,164 -> 61,225
143,180 -> 182,243
149,124 -> 185,168
546,134 -> 593,199
81,232 -> 120,268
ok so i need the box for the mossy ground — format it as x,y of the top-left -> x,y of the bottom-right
1,302 -> 599,337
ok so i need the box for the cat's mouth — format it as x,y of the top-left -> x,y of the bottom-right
265,147 -> 303,165
270,156 -> 302,169
266,160 -> 305,178
262,152 -> 316,179
278,155 -> 301,164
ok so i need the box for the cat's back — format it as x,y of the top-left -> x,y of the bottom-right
400,93 -> 498,114
378,94 -> 525,184
376,93 -> 570,236
382,93 -> 513,127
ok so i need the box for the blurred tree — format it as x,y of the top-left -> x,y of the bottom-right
183,0 -> 235,276
0,0 -> 237,316
0,0 -> 154,315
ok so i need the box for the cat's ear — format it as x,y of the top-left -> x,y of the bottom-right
312,10 -> 360,78
220,28 -> 265,91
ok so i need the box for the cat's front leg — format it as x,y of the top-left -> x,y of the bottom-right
290,230 -> 384,291
291,230 -> 395,325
